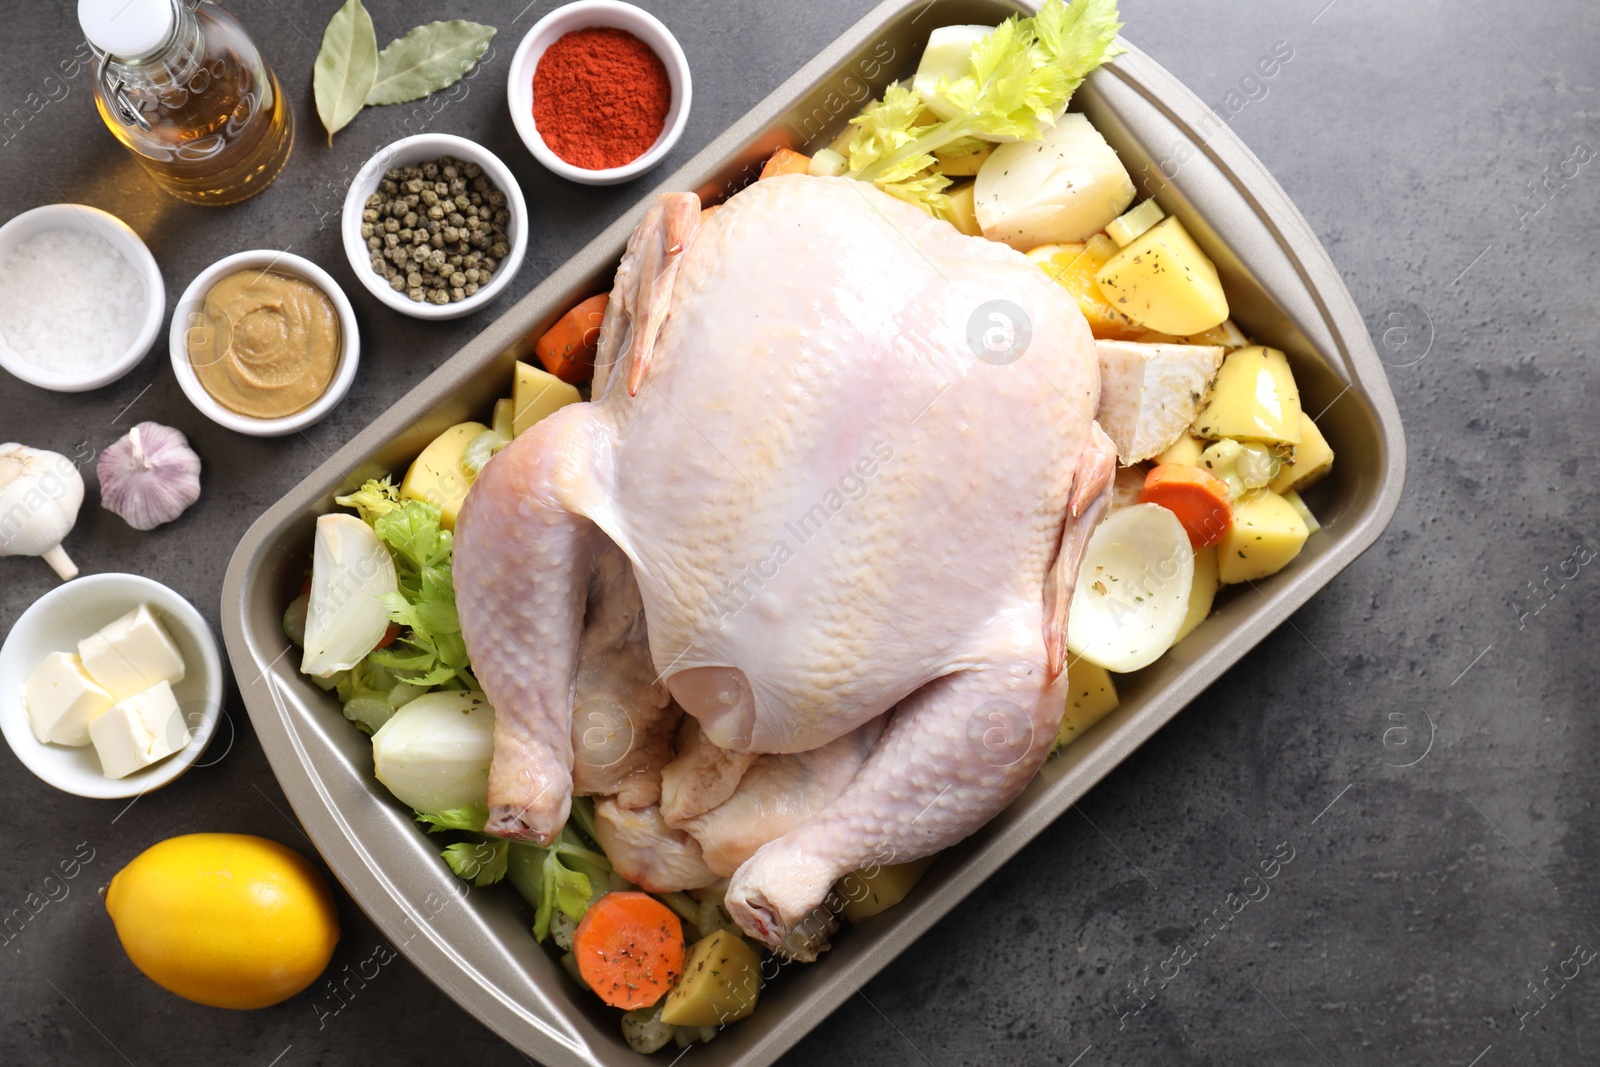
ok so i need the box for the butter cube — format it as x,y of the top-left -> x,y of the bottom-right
88,680 -> 189,779
24,651 -> 114,747
78,604 -> 186,702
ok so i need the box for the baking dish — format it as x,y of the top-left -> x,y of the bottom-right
222,1 -> 1405,1063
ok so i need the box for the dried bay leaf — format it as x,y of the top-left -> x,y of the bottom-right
313,0 -> 379,143
366,21 -> 497,106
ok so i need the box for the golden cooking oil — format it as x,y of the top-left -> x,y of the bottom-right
83,0 -> 293,206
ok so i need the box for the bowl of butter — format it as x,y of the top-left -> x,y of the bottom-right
0,573 -> 224,798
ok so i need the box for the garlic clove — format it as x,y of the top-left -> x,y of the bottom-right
97,421 -> 202,532
0,442 -> 84,580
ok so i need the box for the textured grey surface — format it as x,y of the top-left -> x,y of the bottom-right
0,0 -> 1595,1065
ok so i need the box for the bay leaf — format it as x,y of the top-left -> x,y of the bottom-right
313,0 -> 379,144
366,21 -> 497,107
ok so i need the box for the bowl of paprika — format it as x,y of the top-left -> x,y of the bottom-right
508,0 -> 692,186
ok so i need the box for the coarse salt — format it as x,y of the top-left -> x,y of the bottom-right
0,227 -> 146,376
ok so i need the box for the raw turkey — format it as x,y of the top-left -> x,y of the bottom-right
454,174 -> 1116,948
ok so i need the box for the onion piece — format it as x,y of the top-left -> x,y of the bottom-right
1067,504 -> 1194,673
371,690 -> 494,813
300,513 -> 398,677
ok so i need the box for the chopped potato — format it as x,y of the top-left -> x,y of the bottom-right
1027,244 -> 1145,340
839,857 -> 936,921
1176,543 -> 1219,642
513,360 -> 582,437
1156,434 -> 1206,467
934,138 -> 995,177
1216,490 -> 1310,583
1282,489 -> 1321,533
1094,216 -> 1229,335
1136,318 -> 1250,349
945,182 -> 982,237
1269,411 -> 1334,493
1191,346 -> 1303,446
401,421 -> 488,530
1053,656 -> 1119,752
660,929 -> 761,1028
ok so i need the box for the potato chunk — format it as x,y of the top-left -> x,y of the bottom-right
1053,657 -> 1120,752
1191,346 -> 1303,446
1176,543 -> 1219,642
944,182 -> 982,237
1094,216 -> 1229,335
513,360 -> 581,437
1216,490 -> 1310,584
1155,434 -> 1206,467
1269,411 -> 1334,493
934,139 -> 995,177
401,421 -> 488,530
839,857 -> 936,922
660,929 -> 761,1028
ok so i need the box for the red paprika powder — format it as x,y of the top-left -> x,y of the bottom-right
533,27 -> 671,171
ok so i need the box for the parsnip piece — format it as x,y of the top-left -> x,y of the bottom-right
1095,340 -> 1227,464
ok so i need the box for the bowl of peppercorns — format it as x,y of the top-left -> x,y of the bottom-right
341,133 -> 528,320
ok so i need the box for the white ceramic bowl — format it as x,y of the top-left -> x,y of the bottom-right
508,0 -> 693,185
0,204 -> 164,392
169,249 -> 360,436
0,573 -> 226,800
341,133 -> 529,321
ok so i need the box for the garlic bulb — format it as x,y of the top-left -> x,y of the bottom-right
98,422 -> 202,531
0,443 -> 84,580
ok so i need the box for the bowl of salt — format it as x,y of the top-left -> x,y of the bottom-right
0,204 -> 164,393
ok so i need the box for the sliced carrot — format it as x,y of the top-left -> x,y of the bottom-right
534,294 -> 609,385
1139,464 -> 1234,548
572,891 -> 685,1010
374,623 -> 401,649
759,147 -> 811,179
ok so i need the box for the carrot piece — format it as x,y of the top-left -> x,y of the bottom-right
374,623 -> 401,649
1138,464 -> 1234,548
572,891 -> 686,1010
534,294 -> 609,384
759,147 -> 811,179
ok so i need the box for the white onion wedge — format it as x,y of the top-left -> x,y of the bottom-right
975,114 -> 1137,249
301,513 -> 398,677
1068,504 -> 1194,673
371,690 -> 494,813
911,25 -> 995,122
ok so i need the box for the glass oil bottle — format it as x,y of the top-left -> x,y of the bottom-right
80,0 -> 293,205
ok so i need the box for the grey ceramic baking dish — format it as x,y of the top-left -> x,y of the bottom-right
221,1 -> 1406,1063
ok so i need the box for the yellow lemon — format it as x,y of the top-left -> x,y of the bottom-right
105,833 -> 339,1010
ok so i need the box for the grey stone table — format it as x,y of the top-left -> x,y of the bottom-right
2,1 -> 1596,1064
